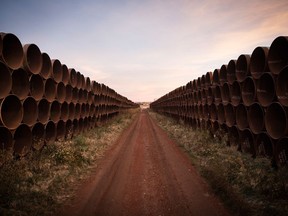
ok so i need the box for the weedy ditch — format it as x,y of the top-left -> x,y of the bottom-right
150,111 -> 288,216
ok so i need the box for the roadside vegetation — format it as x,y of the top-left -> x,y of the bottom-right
150,111 -> 288,216
0,109 -> 139,216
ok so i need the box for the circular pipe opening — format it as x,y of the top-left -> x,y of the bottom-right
50,100 -> 61,123
45,121 -> 56,144
65,119 -> 73,139
220,83 -> 230,105
206,87 -> 214,105
44,78 -> 56,102
268,36 -> 288,75
257,72 -> 275,107
81,103 -> 86,118
68,68 -> 77,88
200,75 -> 206,89
22,97 -> 38,127
13,124 -> 32,156
209,103 -> 217,121
224,103 -> 235,127
62,64 -> 69,85
1,33 -> 24,70
0,126 -> 13,151
68,102 -> 75,120
212,69 -> 220,86
56,120 -> 66,141
75,103 -> 81,119
85,77 -> 91,91
40,52 -> 52,79
29,74 -> 44,101
72,87 -> 78,103
255,132 -> 273,158
76,71 -> 82,89
0,95 -> 23,130
241,76 -> 256,106
0,61 -> 12,99
250,47 -> 269,79
217,103 -> 225,124
32,122 -> 45,151
65,84 -> 73,103
214,85 -> 221,105
11,68 -> 29,100
22,44 -> 42,74
205,72 -> 212,88
60,101 -> 69,121
219,64 -> 228,85
236,54 -> 250,82
276,65 -> 288,106
56,82 -> 66,103
248,102 -> 265,134
38,98 -> 50,124
265,102 -> 287,139
80,74 -> 85,90
236,103 -> 248,130
227,59 -> 237,84
231,81 -> 242,106
51,59 -> 62,83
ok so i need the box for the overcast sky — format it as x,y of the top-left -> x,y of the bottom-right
1,0 -> 287,102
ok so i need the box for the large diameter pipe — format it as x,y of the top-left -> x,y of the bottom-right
75,103 -> 81,119
250,47 -> 270,79
209,103 -> 217,122
236,103 -> 248,130
65,119 -> 73,139
0,126 -> 13,151
257,72 -> 276,107
68,102 -> 75,120
0,95 -> 23,130
76,71 -> 82,89
214,85 -> 222,105
62,64 -> 69,85
60,102 -> 69,121
44,78 -> 56,102
68,68 -> 77,88
274,137 -> 288,166
65,84 -> 73,103
227,59 -> 237,84
56,82 -> 66,103
56,120 -> 66,141
205,72 -> 212,88
31,122 -> 45,151
255,132 -> 274,158
50,100 -> 61,123
231,81 -> 242,106
241,76 -> 256,106
85,77 -> 91,91
268,36 -> 288,75
51,59 -> 62,83
22,96 -> 38,127
0,61 -> 12,99
217,103 -> 225,124
224,103 -> 235,127
276,65 -> 288,106
29,74 -> 44,101
239,128 -> 256,156
219,64 -> 228,86
40,52 -> 52,79
13,124 -> 32,157
236,54 -> 251,82
220,82 -> 230,105
0,33 -> 24,70
38,98 -> 50,124
265,102 -> 288,139
200,75 -> 206,89
212,69 -> 220,86
247,102 -> 265,134
206,87 -> 214,105
11,68 -> 29,100
22,44 -> 42,74
44,121 -> 56,144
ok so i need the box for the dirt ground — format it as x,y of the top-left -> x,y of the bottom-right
59,110 -> 230,216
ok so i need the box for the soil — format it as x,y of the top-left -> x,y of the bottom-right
59,110 -> 230,216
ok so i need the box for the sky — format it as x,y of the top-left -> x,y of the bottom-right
0,0 -> 288,102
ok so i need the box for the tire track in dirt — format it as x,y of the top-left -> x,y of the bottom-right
60,110 -> 230,216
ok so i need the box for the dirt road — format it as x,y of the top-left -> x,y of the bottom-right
60,110 -> 230,216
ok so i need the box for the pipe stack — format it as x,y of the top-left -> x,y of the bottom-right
150,36 -> 288,167
0,32 -> 138,157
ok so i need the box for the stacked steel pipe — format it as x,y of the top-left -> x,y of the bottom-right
0,32 -> 138,157
151,36 -> 288,167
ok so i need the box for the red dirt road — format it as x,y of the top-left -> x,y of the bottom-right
60,110 -> 230,216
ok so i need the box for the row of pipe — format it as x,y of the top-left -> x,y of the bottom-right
0,32 -> 138,158
151,36 -> 288,167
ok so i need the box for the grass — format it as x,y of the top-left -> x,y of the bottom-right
0,109 -> 139,216
149,111 -> 288,216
